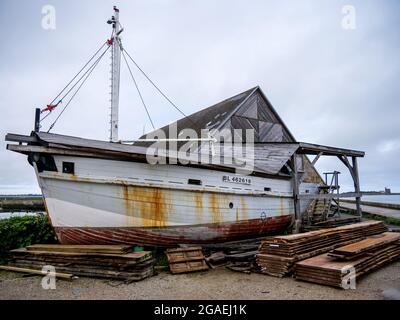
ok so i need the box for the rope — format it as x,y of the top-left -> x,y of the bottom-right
46,45 -> 110,132
121,51 -> 155,129
121,47 -> 197,128
48,41 -> 107,106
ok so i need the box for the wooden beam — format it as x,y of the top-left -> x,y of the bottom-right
338,155 -> 357,182
352,156 -> 362,219
338,155 -> 362,219
297,142 -> 365,157
299,192 -> 362,200
0,265 -> 75,280
291,154 -> 301,233
5,133 -> 37,144
311,152 -> 323,166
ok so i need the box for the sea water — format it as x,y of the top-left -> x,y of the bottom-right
0,211 -> 41,219
361,195 -> 400,205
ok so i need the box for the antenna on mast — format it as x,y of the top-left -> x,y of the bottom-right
107,6 -> 122,142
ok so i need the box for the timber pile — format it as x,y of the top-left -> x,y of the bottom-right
256,221 -> 387,277
302,217 -> 361,231
202,237 -> 262,272
5,244 -> 155,282
166,246 -> 209,274
294,232 -> 400,288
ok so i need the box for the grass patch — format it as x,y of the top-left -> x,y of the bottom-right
361,212 -> 400,227
340,209 -> 400,227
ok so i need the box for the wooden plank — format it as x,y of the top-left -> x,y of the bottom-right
12,248 -> 151,262
166,246 -> 209,274
4,133 -> 38,144
27,244 -> 133,254
297,142 -> 365,157
169,260 -> 209,274
0,265 -> 75,280
299,192 -> 362,200
165,246 -> 204,253
330,232 -> 400,257
256,221 -> 388,277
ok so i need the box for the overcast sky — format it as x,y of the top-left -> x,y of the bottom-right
0,0 -> 399,194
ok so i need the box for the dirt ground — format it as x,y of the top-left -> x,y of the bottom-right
0,261 -> 399,300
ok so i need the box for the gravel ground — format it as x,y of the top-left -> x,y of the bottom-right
1,261 -> 399,300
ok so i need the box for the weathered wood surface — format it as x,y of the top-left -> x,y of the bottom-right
12,248 -> 151,262
329,232 -> 400,257
27,244 -> 133,254
6,247 -> 154,281
166,246 -> 209,274
294,239 -> 400,288
256,221 -> 387,277
0,265 -> 75,280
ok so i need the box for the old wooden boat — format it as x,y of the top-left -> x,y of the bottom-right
5,7 -> 365,246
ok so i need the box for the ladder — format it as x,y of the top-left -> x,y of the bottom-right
305,171 -> 341,224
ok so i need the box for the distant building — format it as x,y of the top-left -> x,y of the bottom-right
385,187 -> 391,194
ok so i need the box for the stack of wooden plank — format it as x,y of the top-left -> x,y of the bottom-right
256,221 -> 387,277
166,246 -> 209,274
294,232 -> 400,288
5,244 -> 155,282
328,232 -> 400,260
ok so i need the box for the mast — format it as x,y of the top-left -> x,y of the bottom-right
108,6 -> 122,142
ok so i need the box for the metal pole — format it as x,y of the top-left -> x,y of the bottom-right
109,6 -> 121,142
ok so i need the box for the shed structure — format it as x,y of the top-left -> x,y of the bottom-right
139,86 -> 365,231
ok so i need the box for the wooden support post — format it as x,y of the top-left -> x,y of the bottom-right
352,156 -> 362,219
291,154 -> 301,233
34,108 -> 40,132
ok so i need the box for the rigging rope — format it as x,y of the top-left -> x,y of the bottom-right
120,46 -> 198,128
121,50 -> 155,129
40,33 -> 196,134
47,41 -> 107,107
46,45 -> 110,132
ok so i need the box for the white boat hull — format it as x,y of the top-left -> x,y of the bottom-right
34,155 -> 318,245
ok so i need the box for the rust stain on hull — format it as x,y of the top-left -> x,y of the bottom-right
54,215 -> 293,247
280,197 -> 285,216
240,196 -> 249,221
194,193 -> 203,224
209,193 -> 222,224
121,185 -> 169,227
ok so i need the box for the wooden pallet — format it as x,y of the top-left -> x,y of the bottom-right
166,246 -> 209,274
